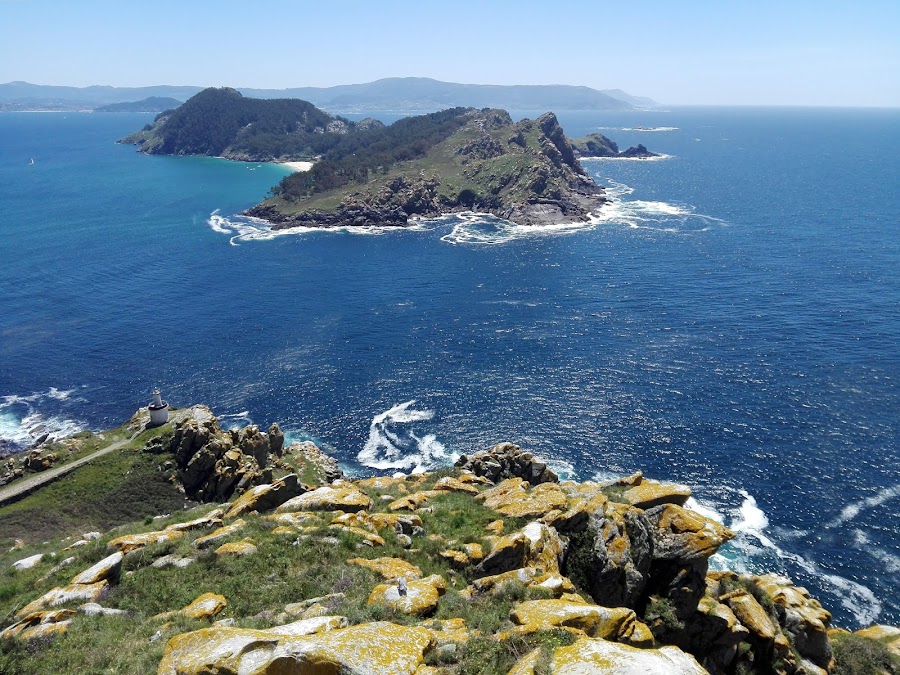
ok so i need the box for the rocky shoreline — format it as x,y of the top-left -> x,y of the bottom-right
2,406 -> 897,673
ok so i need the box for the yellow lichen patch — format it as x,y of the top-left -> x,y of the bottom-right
331,511 -> 377,532
723,592 -> 777,640
155,592 -> 228,621
263,511 -> 321,528
69,551 -> 123,585
464,542 -> 484,562
476,477 -> 529,509
456,471 -> 491,485
479,480 -> 568,519
1,609 -> 76,641
163,509 -> 224,531
16,581 -> 109,618
107,528 -> 184,554
329,524 -> 385,546
18,620 -> 72,642
433,476 -> 480,495
855,625 -> 900,656
486,519 -> 505,535
277,485 -> 372,513
439,549 -> 470,567
417,617 -> 475,645
368,574 -> 447,616
356,475 -> 407,491
368,512 -> 424,532
543,491 -> 608,532
193,519 -> 246,549
271,526 -> 296,536
468,568 -> 539,596
507,647 -> 542,675
158,621 -> 434,675
388,490 -> 444,511
510,599 -> 652,646
623,479 -> 691,509
548,638 -> 707,673
348,557 -> 422,581
214,538 -> 258,558
647,504 -> 735,560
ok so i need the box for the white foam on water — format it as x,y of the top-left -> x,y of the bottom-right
357,400 -> 456,472
579,153 -> 673,162
219,410 -> 253,429
829,484 -> 900,527
723,490 -> 882,626
589,179 -> 727,233
620,126 -> 679,132
0,387 -> 88,453
440,212 -> 599,246
853,529 -> 900,574
685,496 -> 726,524
206,210 -> 431,246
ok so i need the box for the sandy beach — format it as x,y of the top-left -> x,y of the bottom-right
279,161 -> 314,172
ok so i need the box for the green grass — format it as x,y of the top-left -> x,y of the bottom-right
832,632 -> 900,675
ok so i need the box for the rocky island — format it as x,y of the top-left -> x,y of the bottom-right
0,405 -> 897,674
121,88 -> 661,230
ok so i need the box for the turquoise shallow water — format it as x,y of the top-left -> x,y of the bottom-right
0,107 -> 898,627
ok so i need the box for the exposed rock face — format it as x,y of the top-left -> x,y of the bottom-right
277,485 -> 372,513
510,638 -> 707,674
455,442 -> 558,484
510,599 -> 654,647
476,522 -> 564,578
563,503 -> 654,608
223,474 -> 305,518
570,133 -> 661,159
368,574 -> 447,616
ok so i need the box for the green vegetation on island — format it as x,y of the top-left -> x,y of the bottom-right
1,407 -> 898,674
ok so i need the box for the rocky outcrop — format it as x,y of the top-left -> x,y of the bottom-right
510,638 -> 707,674
456,442 -> 558,484
570,132 -> 661,159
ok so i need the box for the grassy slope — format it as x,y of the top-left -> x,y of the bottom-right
0,470 -> 575,674
0,423 -> 188,547
256,112 -> 559,217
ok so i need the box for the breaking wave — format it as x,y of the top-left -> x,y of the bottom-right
0,387 -> 88,456
440,213 -> 599,246
207,210 -> 429,246
357,400 -> 456,473
579,153 -> 673,162
828,484 -> 900,527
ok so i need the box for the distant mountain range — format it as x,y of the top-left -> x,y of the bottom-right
0,78 -> 659,113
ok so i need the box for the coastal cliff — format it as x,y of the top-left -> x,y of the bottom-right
1,407 -> 896,674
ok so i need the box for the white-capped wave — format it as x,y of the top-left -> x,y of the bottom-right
357,400 -> 456,472
721,491 -> 882,626
0,387 -> 87,454
590,180 -> 726,233
440,212 -> 599,246
853,529 -> 900,574
685,496 -> 726,524
207,209 -> 430,246
829,484 -> 900,527
579,153 -> 672,162
218,410 -> 253,429
622,126 -> 679,132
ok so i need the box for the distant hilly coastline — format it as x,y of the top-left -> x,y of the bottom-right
0,78 -> 659,113
93,97 -> 182,113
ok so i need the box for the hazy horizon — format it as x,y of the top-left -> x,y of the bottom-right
2,0 -> 899,107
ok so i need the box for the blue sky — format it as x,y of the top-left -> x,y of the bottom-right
1,0 -> 898,106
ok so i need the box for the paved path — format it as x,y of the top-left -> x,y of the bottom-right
0,437 -> 133,507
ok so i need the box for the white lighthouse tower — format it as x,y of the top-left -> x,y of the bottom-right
148,388 -> 169,426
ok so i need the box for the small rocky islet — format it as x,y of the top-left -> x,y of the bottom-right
1,406 -> 897,673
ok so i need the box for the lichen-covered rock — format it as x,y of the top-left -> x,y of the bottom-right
623,479 -> 692,509
224,474 -> 305,518
432,476 -> 480,495
108,528 -> 184,553
155,592 -> 227,621
214,538 -> 257,557
277,485 -> 372,513
388,490 -> 444,511
512,637 -> 707,674
329,524 -> 385,546
11,553 -> 44,571
562,502 -> 653,608
16,581 -> 109,617
158,621 -> 434,675
756,573 -> 834,670
543,490 -> 608,533
682,595 -> 749,673
510,599 -> 654,646
368,574 -> 447,616
854,624 -> 900,656
644,504 -> 734,562
193,519 -> 246,549
455,442 -> 558,484
1,609 -> 76,641
267,422 -> 285,456
163,510 -> 224,532
476,522 -> 564,578
69,551 -> 123,585
348,557 -> 422,581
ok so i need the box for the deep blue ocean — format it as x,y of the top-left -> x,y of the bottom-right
0,107 -> 897,628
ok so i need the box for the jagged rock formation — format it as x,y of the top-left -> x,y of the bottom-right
569,132 -> 660,159
1,417 -> 894,674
